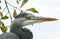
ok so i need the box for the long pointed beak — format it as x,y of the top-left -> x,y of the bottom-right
31,16 -> 58,22
23,16 -> 58,26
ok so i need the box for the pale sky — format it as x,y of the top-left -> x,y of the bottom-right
0,0 -> 60,39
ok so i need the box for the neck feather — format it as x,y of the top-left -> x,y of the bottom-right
10,22 -> 22,33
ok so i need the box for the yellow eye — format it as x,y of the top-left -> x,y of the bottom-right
26,16 -> 31,20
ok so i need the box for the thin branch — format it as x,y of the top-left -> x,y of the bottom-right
2,7 -> 8,17
4,0 -> 12,23
7,2 -> 20,10
2,6 -> 6,13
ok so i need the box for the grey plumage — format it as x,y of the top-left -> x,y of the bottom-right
10,21 -> 33,39
0,33 -> 19,39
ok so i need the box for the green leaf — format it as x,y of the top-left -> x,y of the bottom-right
0,21 -> 7,32
1,16 -> 9,20
16,0 -> 19,4
26,8 -> 39,13
20,0 -> 28,8
13,9 -> 17,17
0,12 -> 3,17
21,10 -> 23,13
20,10 -> 24,13
0,6 -> 2,9
1,25 -> 7,32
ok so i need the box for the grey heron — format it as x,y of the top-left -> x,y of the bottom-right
0,12 -> 58,39
10,12 -> 57,39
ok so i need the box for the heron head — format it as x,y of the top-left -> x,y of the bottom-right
15,12 -> 58,26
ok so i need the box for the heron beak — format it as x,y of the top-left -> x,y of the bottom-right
32,16 -> 58,23
23,16 -> 58,26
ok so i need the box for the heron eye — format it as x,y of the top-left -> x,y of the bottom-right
26,16 -> 31,20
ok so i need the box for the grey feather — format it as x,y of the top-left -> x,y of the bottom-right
0,32 -> 19,39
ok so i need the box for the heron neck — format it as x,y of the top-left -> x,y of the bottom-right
10,23 -> 22,33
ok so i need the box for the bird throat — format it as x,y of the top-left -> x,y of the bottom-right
10,23 -> 22,34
